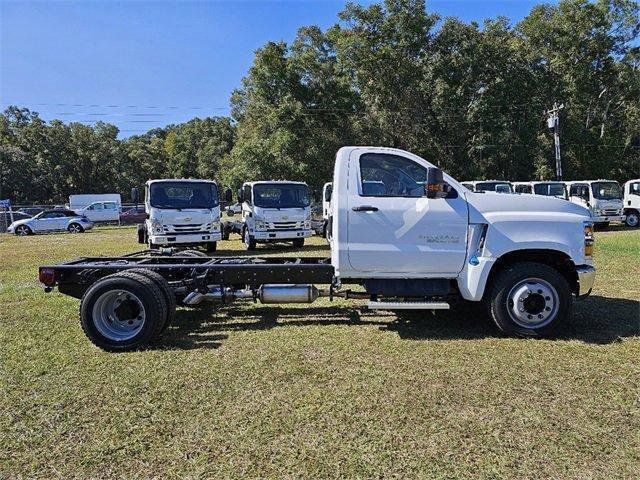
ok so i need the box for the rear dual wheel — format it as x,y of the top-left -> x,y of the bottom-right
80,269 -> 176,351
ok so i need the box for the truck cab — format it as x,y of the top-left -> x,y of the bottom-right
137,179 -> 222,252
565,180 -> 625,227
461,180 -> 514,194
237,181 -> 312,250
623,179 -> 640,228
513,181 -> 568,200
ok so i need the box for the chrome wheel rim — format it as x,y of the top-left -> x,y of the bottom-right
69,224 -> 82,233
627,213 -> 638,227
507,277 -> 559,329
92,289 -> 146,341
16,226 -> 29,236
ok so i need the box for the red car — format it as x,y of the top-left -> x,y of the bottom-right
119,206 -> 146,224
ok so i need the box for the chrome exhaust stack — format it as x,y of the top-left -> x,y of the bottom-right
182,284 -> 330,306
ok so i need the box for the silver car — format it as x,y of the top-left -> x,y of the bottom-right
7,210 -> 94,235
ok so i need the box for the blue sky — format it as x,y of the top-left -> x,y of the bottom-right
1,0 -> 546,136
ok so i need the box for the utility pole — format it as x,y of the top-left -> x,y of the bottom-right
546,102 -> 564,181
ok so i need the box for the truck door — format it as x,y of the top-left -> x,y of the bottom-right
569,184 -> 590,210
346,150 -> 469,275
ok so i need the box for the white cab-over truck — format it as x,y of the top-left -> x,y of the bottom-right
461,180 -> 514,194
622,179 -> 640,228
40,147 -> 596,351
230,181 -> 313,250
134,179 -> 225,252
512,181 -> 568,200
565,180 -> 625,227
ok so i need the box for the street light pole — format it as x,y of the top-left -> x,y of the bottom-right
546,102 -> 564,181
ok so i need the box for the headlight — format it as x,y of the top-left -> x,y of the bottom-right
211,223 -> 220,232
303,220 -> 311,229
150,220 -> 164,235
255,220 -> 267,231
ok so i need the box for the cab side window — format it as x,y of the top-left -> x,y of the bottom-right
515,185 -> 532,194
570,185 -> 589,199
359,153 -> 427,197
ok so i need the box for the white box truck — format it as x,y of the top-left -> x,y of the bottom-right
69,194 -> 122,223
40,147 -> 595,351
512,181 -> 568,199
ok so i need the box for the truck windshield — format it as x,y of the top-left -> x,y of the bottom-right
534,183 -> 567,198
591,182 -> 622,200
476,182 -> 513,193
149,182 -> 219,209
253,184 -> 310,208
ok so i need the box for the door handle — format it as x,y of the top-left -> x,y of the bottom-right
352,205 -> 379,212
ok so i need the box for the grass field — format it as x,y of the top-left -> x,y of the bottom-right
1,226 -> 639,479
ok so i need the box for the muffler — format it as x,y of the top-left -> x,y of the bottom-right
182,284 -> 326,306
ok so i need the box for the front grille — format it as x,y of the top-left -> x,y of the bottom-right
268,221 -> 302,230
164,223 -> 207,234
603,210 -> 619,216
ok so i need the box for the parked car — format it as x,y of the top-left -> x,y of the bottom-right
17,207 -> 45,217
3,211 -> 32,226
7,209 -> 93,235
73,201 -> 120,222
119,205 -> 146,224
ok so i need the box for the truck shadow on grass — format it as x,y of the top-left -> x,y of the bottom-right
158,295 -> 639,350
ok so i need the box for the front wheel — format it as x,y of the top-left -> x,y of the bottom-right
68,223 -> 84,234
487,262 -> 572,337
292,238 -> 304,248
206,242 -> 217,253
625,210 -> 639,228
15,225 -> 32,236
243,229 -> 256,251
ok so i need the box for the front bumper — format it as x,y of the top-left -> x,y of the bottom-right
575,265 -> 596,297
592,214 -> 625,223
253,229 -> 313,241
150,232 -> 222,245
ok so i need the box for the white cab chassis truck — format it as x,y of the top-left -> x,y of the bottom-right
622,179 -> 640,228
231,181 -> 313,250
134,179 -> 223,253
565,180 -> 625,227
461,180 -> 514,194
40,147 -> 595,351
512,181 -> 568,200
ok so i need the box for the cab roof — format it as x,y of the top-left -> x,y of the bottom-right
243,180 -> 308,186
146,179 -> 217,185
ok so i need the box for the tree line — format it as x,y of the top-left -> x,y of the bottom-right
1,0 -> 638,204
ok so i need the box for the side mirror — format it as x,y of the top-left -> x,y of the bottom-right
224,188 -> 232,203
237,188 -> 243,203
131,187 -> 140,204
324,188 -> 332,202
425,167 -> 447,199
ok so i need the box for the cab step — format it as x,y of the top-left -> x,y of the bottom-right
366,301 -> 450,310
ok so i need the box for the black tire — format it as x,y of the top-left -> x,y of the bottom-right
243,228 -> 256,251
206,242 -> 217,253
149,242 -> 158,250
292,238 -> 305,248
487,262 -> 572,337
180,249 -> 207,257
68,222 -> 84,234
625,210 -> 639,228
595,222 -> 610,230
137,224 -> 146,244
126,268 -> 176,332
14,225 -> 32,236
80,272 -> 168,351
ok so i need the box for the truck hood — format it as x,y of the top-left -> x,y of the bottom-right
254,207 -> 309,222
466,192 -> 590,223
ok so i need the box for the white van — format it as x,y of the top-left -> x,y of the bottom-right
565,180 -> 625,227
